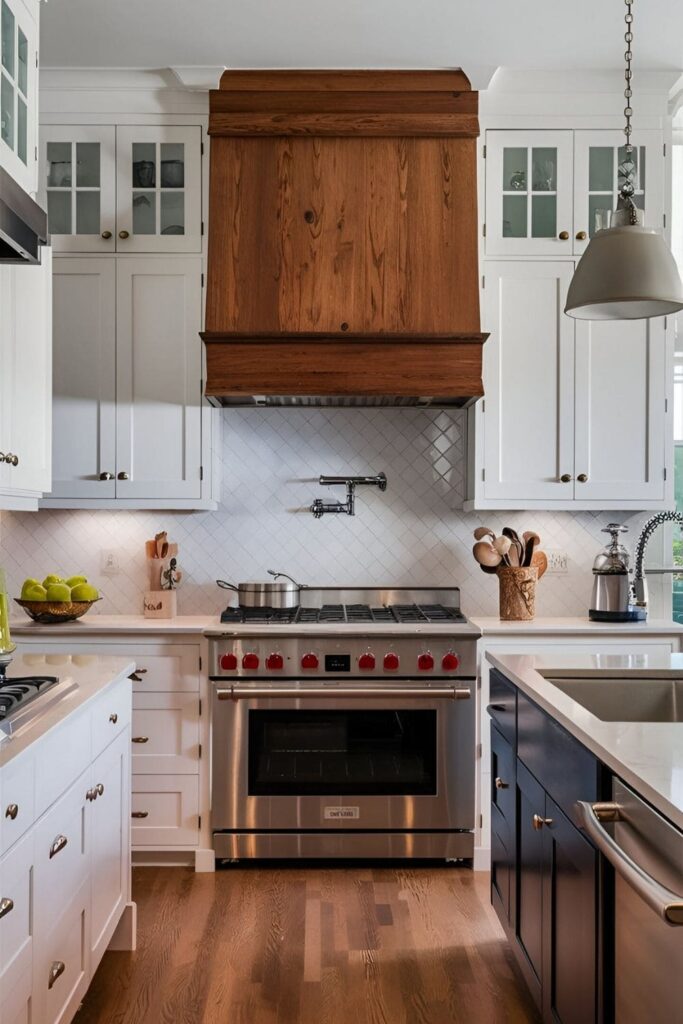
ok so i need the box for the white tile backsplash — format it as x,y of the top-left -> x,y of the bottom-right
0,408 -> 653,618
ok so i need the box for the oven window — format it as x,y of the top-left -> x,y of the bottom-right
248,709 -> 437,796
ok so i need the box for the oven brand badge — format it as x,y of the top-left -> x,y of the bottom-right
324,806 -> 360,820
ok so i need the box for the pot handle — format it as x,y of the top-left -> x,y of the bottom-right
266,569 -> 307,589
216,579 -> 239,592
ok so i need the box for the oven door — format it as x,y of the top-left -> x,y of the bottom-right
211,681 -> 474,833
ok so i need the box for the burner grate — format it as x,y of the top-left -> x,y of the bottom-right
219,601 -> 467,626
0,676 -> 59,722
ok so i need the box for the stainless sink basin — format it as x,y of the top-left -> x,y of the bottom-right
544,676 -> 683,723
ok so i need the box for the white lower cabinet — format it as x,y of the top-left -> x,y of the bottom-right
132,691 -> 200,774
36,880 -> 90,1024
90,730 -> 130,965
131,774 -> 199,847
0,831 -> 33,993
468,260 -> 672,510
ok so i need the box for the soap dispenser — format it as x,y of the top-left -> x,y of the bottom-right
589,524 -> 643,622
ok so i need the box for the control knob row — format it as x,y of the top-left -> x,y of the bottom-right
220,650 -> 460,671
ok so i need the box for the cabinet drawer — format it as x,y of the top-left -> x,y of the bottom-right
36,881 -> 89,1024
491,724 -> 515,825
34,707 -> 91,819
517,691 -> 599,820
132,691 -> 200,774
131,775 -> 199,846
90,677 -> 132,758
33,771 -> 89,934
0,964 -> 32,1024
0,830 -> 33,988
0,751 -> 35,855
488,670 -> 517,746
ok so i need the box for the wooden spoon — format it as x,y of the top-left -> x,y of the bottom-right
473,541 -> 502,568
531,549 -> 548,579
502,528 -> 521,567
480,564 -> 499,575
522,531 -> 540,567
492,536 -> 512,562
473,526 -> 496,542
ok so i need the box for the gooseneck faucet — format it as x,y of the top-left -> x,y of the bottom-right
310,472 -> 387,518
631,511 -> 683,611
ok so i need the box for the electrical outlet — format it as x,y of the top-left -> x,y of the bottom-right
546,550 -> 569,575
100,549 -> 121,575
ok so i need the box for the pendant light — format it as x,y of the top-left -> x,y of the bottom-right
565,0 -> 683,320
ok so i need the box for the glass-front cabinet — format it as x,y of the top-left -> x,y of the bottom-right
0,0 -> 37,193
40,124 -> 202,253
485,128 -> 664,258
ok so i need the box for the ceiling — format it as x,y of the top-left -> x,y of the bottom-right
41,0 -> 683,75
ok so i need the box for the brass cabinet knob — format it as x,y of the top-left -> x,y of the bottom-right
101,230 -> 112,239
119,230 -> 130,239
560,473 -> 572,483
48,961 -> 66,990
132,811 -> 149,819
5,803 -> 18,820
96,783 -> 104,797
494,777 -> 509,790
0,897 -> 14,920
558,231 -> 569,240
86,788 -> 95,802
577,473 -> 588,483
532,814 -> 554,831
576,230 -> 587,240
1,452 -> 19,466
117,471 -> 129,480
99,471 -> 114,480
109,713 -> 118,724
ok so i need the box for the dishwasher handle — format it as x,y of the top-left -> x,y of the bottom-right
576,801 -> 683,926
217,686 -> 471,701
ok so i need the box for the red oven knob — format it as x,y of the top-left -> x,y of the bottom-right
417,652 -> 434,671
301,652 -> 319,670
220,652 -> 237,671
358,652 -> 376,670
383,652 -> 400,671
266,653 -> 284,670
242,652 -> 260,670
442,652 -> 460,671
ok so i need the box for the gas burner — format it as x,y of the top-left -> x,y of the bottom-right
0,676 -> 59,723
221,607 -> 297,624
221,601 -> 467,626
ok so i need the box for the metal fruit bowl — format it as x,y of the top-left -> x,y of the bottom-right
14,597 -> 102,624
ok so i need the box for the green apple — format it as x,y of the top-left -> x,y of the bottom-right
23,583 -> 47,601
42,574 -> 63,589
21,578 -> 41,599
45,582 -> 71,602
66,575 -> 87,588
70,583 -> 99,602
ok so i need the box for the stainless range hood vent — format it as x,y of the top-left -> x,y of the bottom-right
0,165 -> 48,264
210,394 -> 475,409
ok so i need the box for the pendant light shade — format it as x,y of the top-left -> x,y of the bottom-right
565,218 -> 683,320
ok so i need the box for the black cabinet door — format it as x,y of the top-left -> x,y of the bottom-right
515,760 -> 545,1012
490,724 -> 515,926
542,795 -> 599,1024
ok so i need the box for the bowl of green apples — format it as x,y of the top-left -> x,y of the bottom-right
15,574 -> 101,624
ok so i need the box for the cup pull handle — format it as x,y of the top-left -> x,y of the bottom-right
132,736 -> 149,744
132,811 -> 149,819
48,961 -> 66,990
49,834 -> 68,859
0,897 -> 14,920
5,803 -> 18,820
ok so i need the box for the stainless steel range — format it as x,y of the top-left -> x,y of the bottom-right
207,587 -> 480,861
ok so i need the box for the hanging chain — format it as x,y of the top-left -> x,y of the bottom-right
621,0 -> 638,223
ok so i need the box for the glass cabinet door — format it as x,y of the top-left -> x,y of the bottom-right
115,126 -> 202,253
41,125 -> 116,252
485,130 -> 574,256
574,130 -> 664,255
0,0 -> 36,193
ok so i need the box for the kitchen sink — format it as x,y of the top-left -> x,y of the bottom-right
544,676 -> 683,723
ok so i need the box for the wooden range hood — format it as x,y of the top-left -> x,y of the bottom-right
203,70 -> 487,407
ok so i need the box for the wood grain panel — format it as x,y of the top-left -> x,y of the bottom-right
76,865 -> 540,1024
218,69 -> 473,92
209,112 -> 479,138
211,91 -> 478,114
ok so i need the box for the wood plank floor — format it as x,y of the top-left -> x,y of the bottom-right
76,865 -> 540,1024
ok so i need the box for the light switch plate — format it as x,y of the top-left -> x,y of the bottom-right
546,550 -> 569,575
100,549 -> 121,575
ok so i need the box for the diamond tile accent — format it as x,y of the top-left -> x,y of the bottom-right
0,408 -> 655,618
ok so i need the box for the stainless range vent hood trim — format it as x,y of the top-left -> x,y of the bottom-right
208,394 -> 477,409
0,165 -> 48,264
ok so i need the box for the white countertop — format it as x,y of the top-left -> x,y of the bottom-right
486,649 -> 683,830
10,614 -> 683,638
0,652 -> 135,767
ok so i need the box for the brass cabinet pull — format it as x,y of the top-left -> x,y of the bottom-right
99,471 -> 114,480
132,736 -> 149,744
101,230 -> 113,239
117,471 -> 129,480
118,230 -> 130,239
0,897 -> 14,920
48,961 -> 66,990
495,777 -> 509,790
576,230 -> 587,240
532,814 -> 553,831
5,803 -> 18,820
128,668 -> 147,682
95,783 -> 104,797
131,811 -> 149,819
577,473 -> 588,483
558,231 -> 569,240
49,834 -> 68,859
0,452 -> 19,466
109,713 -> 118,724
560,473 -> 572,483
86,787 -> 96,802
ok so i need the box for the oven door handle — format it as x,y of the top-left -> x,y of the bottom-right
217,686 -> 471,700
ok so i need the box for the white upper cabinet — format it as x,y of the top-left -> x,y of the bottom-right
469,261 -> 670,510
485,130 -> 574,256
0,0 -> 37,194
484,129 -> 665,258
41,125 -> 116,252
40,124 -> 202,254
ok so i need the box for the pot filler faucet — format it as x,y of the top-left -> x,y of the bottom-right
310,472 -> 387,518
632,510 -> 683,613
